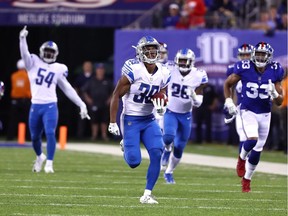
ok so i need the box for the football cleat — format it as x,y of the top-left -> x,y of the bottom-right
32,154 -> 46,173
44,164 -> 54,174
236,156 -> 246,177
119,139 -> 124,152
140,194 -> 158,204
164,173 -> 176,184
242,177 -> 251,193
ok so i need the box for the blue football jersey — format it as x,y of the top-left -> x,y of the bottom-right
234,60 -> 284,113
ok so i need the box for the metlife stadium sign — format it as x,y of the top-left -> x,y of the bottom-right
0,0 -> 158,27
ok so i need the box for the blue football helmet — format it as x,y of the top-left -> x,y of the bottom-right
174,48 -> 195,73
251,42 -> 274,68
237,44 -> 253,60
135,36 -> 160,64
0,81 -> 4,97
39,41 -> 59,63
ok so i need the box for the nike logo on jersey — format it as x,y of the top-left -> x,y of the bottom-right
187,117 -> 191,120
49,105 -> 54,108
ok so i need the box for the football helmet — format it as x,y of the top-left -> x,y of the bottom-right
237,44 -> 253,61
251,42 -> 273,68
39,41 -> 59,63
174,48 -> 195,73
0,81 -> 4,97
135,36 -> 160,64
159,42 -> 168,63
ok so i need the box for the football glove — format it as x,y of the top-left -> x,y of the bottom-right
108,123 -> 120,136
224,98 -> 238,116
19,26 -> 28,38
185,87 -> 203,107
268,79 -> 279,100
151,97 -> 166,116
79,106 -> 91,120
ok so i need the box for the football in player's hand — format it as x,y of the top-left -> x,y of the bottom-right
152,92 -> 168,106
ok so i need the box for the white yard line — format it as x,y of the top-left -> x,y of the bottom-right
61,143 -> 287,176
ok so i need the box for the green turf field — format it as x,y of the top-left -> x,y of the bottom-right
0,147 -> 287,216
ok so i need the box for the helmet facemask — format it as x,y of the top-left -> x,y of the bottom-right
135,36 -> 160,64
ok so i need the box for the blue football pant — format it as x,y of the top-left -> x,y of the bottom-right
29,103 -> 58,160
163,110 -> 192,159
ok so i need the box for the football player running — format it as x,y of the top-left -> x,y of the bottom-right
161,48 -> 208,184
19,26 -> 90,174
224,42 -> 284,192
108,36 -> 171,204
225,44 -> 254,153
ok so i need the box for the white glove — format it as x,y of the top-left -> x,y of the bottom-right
19,26 -> 28,38
268,79 -> 279,100
151,98 -> 166,116
186,87 -> 197,101
79,106 -> 91,120
108,123 -> 120,136
186,87 -> 203,107
224,98 -> 238,115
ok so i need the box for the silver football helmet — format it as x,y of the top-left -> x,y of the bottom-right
0,81 -> 4,97
135,36 -> 160,64
251,42 -> 273,68
39,41 -> 59,63
174,48 -> 195,73
159,42 -> 168,63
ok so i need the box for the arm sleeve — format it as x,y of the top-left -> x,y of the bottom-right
19,37 -> 33,70
58,76 -> 86,108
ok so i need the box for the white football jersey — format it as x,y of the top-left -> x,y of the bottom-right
25,54 -> 68,104
167,65 -> 208,113
121,58 -> 171,116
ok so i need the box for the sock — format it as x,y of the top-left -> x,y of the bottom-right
46,160 -> 53,167
144,189 -> 151,196
244,161 -> 257,180
165,154 -> 180,174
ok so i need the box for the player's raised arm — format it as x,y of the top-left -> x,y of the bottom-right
19,26 -> 33,70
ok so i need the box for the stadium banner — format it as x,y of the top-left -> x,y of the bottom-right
114,29 -> 287,141
0,0 -> 158,27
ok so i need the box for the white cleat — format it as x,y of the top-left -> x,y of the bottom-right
140,195 -> 158,204
44,164 -> 54,173
32,154 -> 46,173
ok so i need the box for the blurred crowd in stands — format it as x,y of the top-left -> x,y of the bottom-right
153,0 -> 287,32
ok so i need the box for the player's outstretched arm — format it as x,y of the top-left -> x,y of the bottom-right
58,76 -> 90,120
